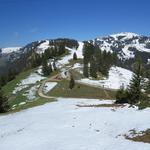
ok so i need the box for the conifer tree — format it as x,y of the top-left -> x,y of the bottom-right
127,59 -> 144,104
73,52 -> 77,60
52,59 -> 57,71
42,60 -> 50,76
0,89 -> 9,113
0,76 -> 7,87
83,63 -> 89,78
90,56 -> 97,78
69,74 -> 75,89
49,62 -> 53,73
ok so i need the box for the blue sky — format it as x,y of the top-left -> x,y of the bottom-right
0,0 -> 150,47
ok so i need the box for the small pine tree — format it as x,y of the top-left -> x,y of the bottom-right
90,56 -> 97,78
42,60 -> 50,76
0,89 -> 9,113
83,63 -> 89,78
127,59 -> 144,104
69,74 -> 75,89
53,59 -> 57,71
0,76 -> 7,87
145,70 -> 150,94
115,87 -> 128,104
49,62 -> 53,73
73,52 -> 77,60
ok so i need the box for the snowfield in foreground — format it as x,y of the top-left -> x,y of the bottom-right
79,66 -> 133,89
0,98 -> 150,150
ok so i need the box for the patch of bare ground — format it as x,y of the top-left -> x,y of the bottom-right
76,103 -> 125,108
125,129 -> 150,144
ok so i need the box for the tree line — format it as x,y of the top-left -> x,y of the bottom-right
83,42 -> 118,78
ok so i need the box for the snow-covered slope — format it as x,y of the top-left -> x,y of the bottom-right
94,32 -> 150,60
79,66 -> 133,90
1,47 -> 21,54
1,98 -> 150,150
36,40 -> 51,54
58,41 -> 84,66
110,32 -> 139,40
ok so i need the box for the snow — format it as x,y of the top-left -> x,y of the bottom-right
0,98 -> 150,150
79,66 -> 133,90
110,32 -> 139,40
43,82 -> 57,93
72,63 -> 82,69
13,73 -> 45,94
18,102 -> 26,106
36,40 -> 50,54
36,67 -> 43,75
1,47 -> 21,54
121,45 -> 135,59
23,85 -> 40,100
58,42 -> 84,66
95,32 -> 150,60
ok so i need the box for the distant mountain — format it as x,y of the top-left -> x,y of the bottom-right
0,33 -> 150,75
93,32 -> 150,69
0,38 -> 79,75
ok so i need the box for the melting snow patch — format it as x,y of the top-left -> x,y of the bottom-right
79,66 -> 133,89
58,42 -> 84,67
23,85 -> 40,100
13,73 -> 45,94
43,82 -> 57,93
18,102 -> 26,106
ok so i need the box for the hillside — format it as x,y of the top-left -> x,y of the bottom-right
0,33 -> 150,150
0,32 -> 150,75
93,32 -> 150,70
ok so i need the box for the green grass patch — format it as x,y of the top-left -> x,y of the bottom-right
2,66 -> 59,108
8,84 -> 35,107
2,68 -> 35,96
10,97 -> 56,113
48,80 -> 116,99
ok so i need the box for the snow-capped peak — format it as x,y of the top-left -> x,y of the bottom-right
110,32 -> 140,40
1,47 -> 21,54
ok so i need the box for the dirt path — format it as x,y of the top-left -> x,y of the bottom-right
38,73 -> 116,100
38,74 -> 61,99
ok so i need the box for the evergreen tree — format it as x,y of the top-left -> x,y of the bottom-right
73,52 -> 77,60
127,59 -> 144,104
115,59 -> 146,105
69,74 -> 75,89
115,87 -> 128,104
90,56 -> 97,78
42,60 -> 50,76
145,70 -> 150,94
49,62 -> 53,73
146,74 -> 150,94
8,69 -> 16,81
83,63 -> 89,78
0,89 -> 9,113
52,59 -> 57,71
0,76 -> 7,87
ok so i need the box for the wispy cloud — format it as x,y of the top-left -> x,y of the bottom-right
30,27 -> 38,33
13,32 -> 20,38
